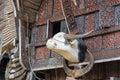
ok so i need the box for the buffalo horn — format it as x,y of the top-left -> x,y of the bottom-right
64,30 -> 94,39
63,49 -> 94,78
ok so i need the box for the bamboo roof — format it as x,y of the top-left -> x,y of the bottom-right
21,0 -> 43,23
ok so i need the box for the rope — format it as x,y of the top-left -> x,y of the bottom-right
26,14 -> 42,80
59,0 -> 71,34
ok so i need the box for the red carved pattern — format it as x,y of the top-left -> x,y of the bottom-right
85,13 -> 95,32
36,46 -> 50,59
114,31 -> 120,48
37,25 -> 47,42
85,31 -> 120,52
36,0 -> 120,26
84,38 -> 94,52
38,0 -> 47,19
70,0 -> 78,13
61,0 -> 77,33
84,0 -> 97,8
93,36 -> 102,52
21,26 -> 29,68
54,0 -> 62,15
92,48 -> 120,60
100,5 -> 115,27
103,33 -> 115,49
47,0 -> 53,17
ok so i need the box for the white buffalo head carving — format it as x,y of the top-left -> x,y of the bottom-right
46,30 -> 93,62
46,32 -> 79,62
46,30 -> 94,78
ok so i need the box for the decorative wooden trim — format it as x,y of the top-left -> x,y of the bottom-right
84,26 -> 120,39
30,26 -> 120,47
32,58 -> 63,71
36,0 -> 120,26
30,42 -> 46,47
32,47 -> 120,71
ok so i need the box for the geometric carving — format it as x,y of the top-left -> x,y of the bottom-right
115,5 -> 120,26
99,5 -> 115,28
61,0 -> 77,34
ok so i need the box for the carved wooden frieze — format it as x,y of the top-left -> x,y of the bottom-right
94,12 -> 100,30
60,20 -> 68,33
61,0 -> 78,34
84,0 -> 97,8
76,16 -> 85,33
77,0 -> 85,9
31,27 -> 38,44
99,5 -> 115,28
38,0 -> 47,19
115,5 -> 120,26
36,46 -> 50,59
21,26 -> 30,69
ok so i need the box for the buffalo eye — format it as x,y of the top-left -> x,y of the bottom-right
58,35 -> 62,38
54,43 -> 57,46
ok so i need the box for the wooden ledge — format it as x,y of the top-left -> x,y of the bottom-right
84,26 -> 120,39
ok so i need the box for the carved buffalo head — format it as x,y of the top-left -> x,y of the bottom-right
46,30 -> 93,62
46,30 -> 94,78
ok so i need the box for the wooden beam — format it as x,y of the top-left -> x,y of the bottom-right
24,7 -> 38,13
16,11 -> 35,23
36,0 -> 120,26
23,1 -> 39,10
24,0 -> 40,6
83,26 -> 120,39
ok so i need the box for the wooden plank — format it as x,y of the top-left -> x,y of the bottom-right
23,1 -> 39,10
36,0 -> 120,26
24,0 -> 40,6
32,47 -> 120,71
83,26 -> 120,39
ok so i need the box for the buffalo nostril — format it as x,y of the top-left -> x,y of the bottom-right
54,43 -> 57,46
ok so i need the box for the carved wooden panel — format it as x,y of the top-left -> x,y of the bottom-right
38,0 -> 47,19
31,25 -> 47,45
53,0 -> 62,16
47,0 -> 54,18
99,5 -> 115,28
85,13 -> 95,32
94,12 -> 100,30
115,5 -> 120,26
114,32 -> 120,48
31,27 -> 38,44
36,46 -> 50,59
84,0 -> 97,8
103,33 -> 115,49
21,26 -> 29,69
77,0 -> 85,9
76,16 -> 85,33
60,20 -> 68,33
47,20 -> 53,39
61,0 -> 78,34
70,0 -> 78,13
37,25 -> 47,43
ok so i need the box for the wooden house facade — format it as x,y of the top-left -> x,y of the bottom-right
0,0 -> 120,80
30,0 -> 120,80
